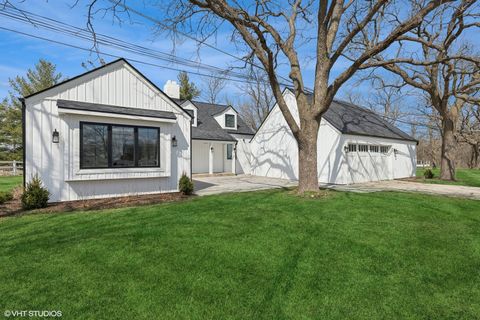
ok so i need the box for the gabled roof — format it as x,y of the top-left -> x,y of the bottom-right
23,58 -> 125,100
23,58 -> 191,119
320,99 -> 416,142
173,99 -> 255,141
252,88 -> 416,143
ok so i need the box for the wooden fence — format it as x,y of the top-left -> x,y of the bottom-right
0,161 -> 23,176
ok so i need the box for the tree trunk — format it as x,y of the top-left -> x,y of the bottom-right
440,117 -> 456,180
472,143 -> 479,168
297,118 -> 320,193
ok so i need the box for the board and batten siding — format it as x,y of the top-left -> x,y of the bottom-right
230,133 -> 253,175
24,60 -> 191,202
250,90 -> 416,184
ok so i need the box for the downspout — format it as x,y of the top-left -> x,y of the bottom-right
234,141 -> 238,175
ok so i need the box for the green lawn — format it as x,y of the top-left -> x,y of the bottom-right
416,167 -> 480,187
0,175 -> 22,192
1,190 -> 480,319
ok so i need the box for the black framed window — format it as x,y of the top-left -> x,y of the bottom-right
80,122 -> 160,169
225,114 -> 235,128
112,126 -> 135,167
226,144 -> 233,160
138,128 -> 160,167
80,123 -> 109,168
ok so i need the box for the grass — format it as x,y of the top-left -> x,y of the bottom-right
0,175 -> 22,192
416,167 -> 480,187
1,190 -> 480,319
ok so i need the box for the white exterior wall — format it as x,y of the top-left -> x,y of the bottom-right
340,135 -> 416,184
24,61 -> 191,202
192,134 -> 253,175
192,140 -> 236,174
231,134 -> 253,175
181,101 -> 198,127
250,90 -> 416,184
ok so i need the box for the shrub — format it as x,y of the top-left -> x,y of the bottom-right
423,169 -> 435,179
179,173 -> 194,195
21,174 -> 50,210
0,191 -> 13,204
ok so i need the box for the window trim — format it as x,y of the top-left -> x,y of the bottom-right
225,114 -> 236,128
80,121 -> 160,170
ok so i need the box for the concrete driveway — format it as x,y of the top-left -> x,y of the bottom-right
193,174 -> 296,196
330,180 -> 480,200
193,174 -> 480,200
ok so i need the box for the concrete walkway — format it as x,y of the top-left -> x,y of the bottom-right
326,180 -> 480,200
194,175 -> 480,200
193,175 -> 296,196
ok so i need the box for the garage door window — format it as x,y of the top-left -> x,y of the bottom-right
369,145 -> 379,153
380,146 -> 391,154
358,145 -> 369,152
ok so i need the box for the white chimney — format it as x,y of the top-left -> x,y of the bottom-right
163,80 -> 180,99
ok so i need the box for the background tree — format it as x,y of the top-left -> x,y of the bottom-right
458,104 -> 480,168
0,59 -> 62,160
237,69 -> 274,130
364,0 -> 480,180
345,77 -> 407,126
202,75 -> 226,104
178,71 -> 200,100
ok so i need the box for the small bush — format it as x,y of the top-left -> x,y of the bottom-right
0,191 -> 13,204
179,173 -> 194,195
423,169 -> 435,179
21,174 -> 50,210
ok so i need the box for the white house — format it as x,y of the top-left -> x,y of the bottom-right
22,58 -> 192,202
161,81 -> 255,175
250,88 -> 417,184
22,58 -> 416,203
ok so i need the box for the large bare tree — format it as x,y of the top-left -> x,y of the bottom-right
362,0 -> 480,180
86,0 -> 457,192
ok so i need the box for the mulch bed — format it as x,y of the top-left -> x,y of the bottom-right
0,192 -> 190,218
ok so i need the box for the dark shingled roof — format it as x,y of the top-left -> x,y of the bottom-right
173,99 -> 255,142
304,93 -> 416,142
57,99 -> 177,120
